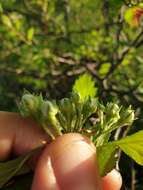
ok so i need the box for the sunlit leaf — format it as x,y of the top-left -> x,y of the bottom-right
124,6 -> 143,27
116,130 -> 143,165
98,63 -> 111,77
97,130 -> 143,176
97,143 -> 117,176
27,27 -> 34,41
73,73 -> 97,100
1,15 -> 12,28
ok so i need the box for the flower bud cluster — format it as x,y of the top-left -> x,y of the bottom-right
19,92 -> 135,142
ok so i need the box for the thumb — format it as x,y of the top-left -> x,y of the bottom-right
31,133 -> 102,190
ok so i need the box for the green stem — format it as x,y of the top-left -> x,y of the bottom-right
42,124 -> 56,140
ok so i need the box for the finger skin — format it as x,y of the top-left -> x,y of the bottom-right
102,170 -> 122,190
0,112 -> 122,190
32,133 -> 102,190
0,111 -> 48,160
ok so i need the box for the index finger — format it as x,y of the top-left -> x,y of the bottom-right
0,111 -> 49,161
0,112 -> 122,190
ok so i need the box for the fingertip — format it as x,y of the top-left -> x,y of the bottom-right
32,133 -> 102,190
102,169 -> 122,190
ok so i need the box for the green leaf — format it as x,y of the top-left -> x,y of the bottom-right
97,143 -> 117,176
1,15 -> 12,28
124,6 -> 143,27
19,92 -> 44,121
0,3 -> 3,13
27,27 -> 34,41
124,7 -> 135,27
95,133 -> 111,147
97,130 -> 143,177
98,63 -> 111,77
93,104 -> 134,146
116,130 -> 143,165
0,148 -> 41,188
73,73 -> 97,100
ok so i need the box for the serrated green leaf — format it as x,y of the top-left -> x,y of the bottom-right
97,143 -> 117,176
73,73 -> 97,100
116,130 -> 143,165
97,130 -> 143,177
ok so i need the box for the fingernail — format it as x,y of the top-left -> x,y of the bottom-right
32,133 -> 102,190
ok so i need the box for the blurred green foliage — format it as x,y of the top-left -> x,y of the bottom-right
0,0 -> 143,189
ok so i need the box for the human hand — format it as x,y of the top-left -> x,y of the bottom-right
0,112 -> 122,190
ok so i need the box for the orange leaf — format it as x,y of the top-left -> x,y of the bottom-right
125,6 -> 143,27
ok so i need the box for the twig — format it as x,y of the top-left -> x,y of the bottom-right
104,29 -> 143,79
131,160 -> 136,190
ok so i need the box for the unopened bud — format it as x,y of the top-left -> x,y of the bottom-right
106,103 -> 120,122
120,106 -> 135,125
42,101 -> 57,118
20,94 -> 38,116
59,98 -> 73,114
70,92 -> 81,104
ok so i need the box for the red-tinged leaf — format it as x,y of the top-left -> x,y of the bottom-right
125,6 -> 143,27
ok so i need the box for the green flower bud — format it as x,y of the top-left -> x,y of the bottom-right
59,98 -> 73,115
70,92 -> 81,104
40,100 -> 62,137
106,103 -> 120,122
20,94 -> 37,116
120,106 -> 135,125
42,100 -> 58,119
82,98 -> 97,119
19,93 -> 44,121
23,94 -> 35,108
